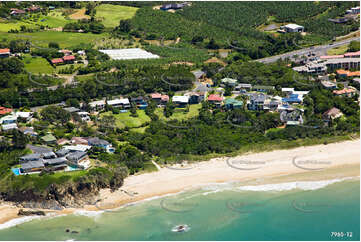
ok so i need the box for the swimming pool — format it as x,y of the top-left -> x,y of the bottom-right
11,168 -> 21,176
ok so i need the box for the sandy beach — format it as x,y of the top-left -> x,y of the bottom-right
0,139 -> 360,227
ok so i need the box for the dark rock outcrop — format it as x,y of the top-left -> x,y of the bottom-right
18,209 -> 46,216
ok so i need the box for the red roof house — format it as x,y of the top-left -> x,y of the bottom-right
151,93 -> 162,99
208,94 -> 224,102
161,95 -> 169,102
63,55 -> 75,63
51,58 -> 63,65
0,48 -> 11,57
0,107 -> 13,115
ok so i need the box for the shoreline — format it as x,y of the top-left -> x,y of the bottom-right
0,139 -> 360,228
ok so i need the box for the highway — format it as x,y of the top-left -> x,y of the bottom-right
256,36 -> 360,64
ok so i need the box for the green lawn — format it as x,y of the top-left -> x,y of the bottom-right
155,103 -> 202,121
327,44 -> 349,55
95,4 -> 138,28
2,31 -> 108,49
23,55 -> 55,74
100,110 -> 151,129
75,74 -> 95,83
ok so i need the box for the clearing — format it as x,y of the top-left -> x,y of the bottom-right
23,55 -> 54,74
69,8 -> 90,20
2,31 -> 108,49
155,103 -> 202,121
327,44 -> 349,55
95,4 -> 138,28
100,110 -> 151,129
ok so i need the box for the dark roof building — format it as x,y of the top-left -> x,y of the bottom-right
20,159 -> 44,172
20,153 -> 41,162
88,137 -> 110,146
55,148 -> 70,157
43,157 -> 67,166
66,151 -> 87,163
42,152 -> 57,159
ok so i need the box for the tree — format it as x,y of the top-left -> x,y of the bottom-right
12,129 -> 28,149
206,38 -> 219,49
117,19 -> 132,33
65,98 -> 80,108
48,42 -> 60,49
348,41 -> 360,52
130,103 -> 138,117
99,115 -> 116,133
40,106 -> 71,125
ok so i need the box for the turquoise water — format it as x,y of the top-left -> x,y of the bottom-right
0,179 -> 359,241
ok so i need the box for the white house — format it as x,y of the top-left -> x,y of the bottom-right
15,112 -> 33,122
0,115 -> 17,125
107,98 -> 130,109
77,112 -> 90,122
89,100 -> 106,110
2,123 -> 17,131
63,145 -> 91,152
282,24 -> 304,33
172,96 -> 189,107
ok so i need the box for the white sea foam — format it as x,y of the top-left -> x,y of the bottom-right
0,216 -> 42,230
73,210 -> 104,217
237,177 -> 357,192
0,212 -> 68,230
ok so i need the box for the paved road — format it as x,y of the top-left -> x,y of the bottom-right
256,37 -> 360,64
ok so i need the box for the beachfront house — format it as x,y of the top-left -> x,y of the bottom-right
130,96 -> 147,109
321,80 -> 337,89
71,137 -> 89,145
89,100 -> 106,111
172,96 -> 189,108
221,78 -> 238,87
88,137 -> 115,153
282,94 -> 302,104
42,151 -> 56,159
20,159 -> 45,173
63,107 -> 80,113
107,98 -> 131,109
252,85 -> 275,93
333,88 -> 357,97
20,153 -> 41,162
63,144 -> 91,153
66,151 -> 88,165
323,107 -> 343,122
1,123 -> 17,131
19,127 -> 38,137
224,98 -> 243,110
235,83 -> 252,93
207,94 -> 224,108
248,94 -> 266,111
150,93 -> 169,105
77,112 -> 91,122
184,92 -> 206,104
0,115 -> 17,125
41,134 -> 57,145
55,148 -> 70,157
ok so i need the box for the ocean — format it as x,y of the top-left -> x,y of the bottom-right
0,177 -> 359,241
